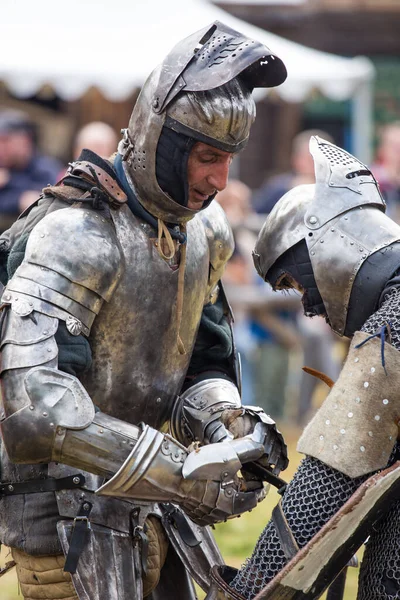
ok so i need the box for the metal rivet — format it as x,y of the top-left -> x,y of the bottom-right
333,444 -> 338,450
319,435 -> 324,440
359,248 -> 364,252
383,399 -> 389,405
340,428 -> 346,434
370,367 -> 375,373
354,358 -> 359,363
364,382 -> 369,388
320,239 -> 324,243
43,330 -> 49,335
350,242 -> 354,246
40,234 -> 45,238
83,502 -> 90,510
73,477 -> 80,484
348,412 -> 353,418
99,429 -> 104,434
326,420 -> 330,425
375,415 -> 380,421
389,435 -> 393,441
344,216 -> 348,220
47,348 -> 52,352
355,397 -> 361,403
8,485 -> 14,491
360,446 -> 365,452
29,405 -> 34,410
42,412 -> 48,417
340,234 -> 344,238
333,404 -> 338,410
156,397 -> 162,403
311,251 -> 315,256
309,216 -> 317,224
4,294 -> 10,301
331,228 -> 335,232
368,431 -> 373,437
50,422 -> 54,427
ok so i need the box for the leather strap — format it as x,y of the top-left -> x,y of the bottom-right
64,501 -> 93,574
162,503 -> 201,547
68,161 -> 127,207
272,501 -> 299,560
0,474 -> 86,497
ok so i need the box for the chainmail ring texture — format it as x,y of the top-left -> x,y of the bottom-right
231,287 -> 400,599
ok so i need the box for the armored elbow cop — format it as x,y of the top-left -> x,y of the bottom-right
170,378 -> 288,475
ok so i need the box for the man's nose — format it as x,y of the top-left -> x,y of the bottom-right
207,159 -> 231,192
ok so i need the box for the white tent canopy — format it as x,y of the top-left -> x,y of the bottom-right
0,0 -> 375,160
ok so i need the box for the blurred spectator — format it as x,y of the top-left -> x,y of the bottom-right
371,121 -> 400,221
217,180 -> 301,416
252,129 -> 333,214
0,109 -> 62,232
251,128 -> 340,424
217,180 -> 258,404
249,284 -> 301,420
296,313 -> 341,426
72,121 -> 118,160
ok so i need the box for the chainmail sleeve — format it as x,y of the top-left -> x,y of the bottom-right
231,288 -> 400,599
356,286 -> 400,600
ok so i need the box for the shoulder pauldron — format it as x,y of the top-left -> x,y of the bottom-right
2,206 -> 124,336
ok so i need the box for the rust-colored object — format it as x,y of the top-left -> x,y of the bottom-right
302,366 -> 335,389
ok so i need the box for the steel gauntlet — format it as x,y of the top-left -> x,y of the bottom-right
171,379 -> 288,477
97,424 -> 264,526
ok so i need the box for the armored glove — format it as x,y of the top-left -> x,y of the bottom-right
97,424 -> 265,526
171,379 -> 288,479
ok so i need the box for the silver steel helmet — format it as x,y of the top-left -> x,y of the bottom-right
253,136 -> 400,336
118,20 -> 287,224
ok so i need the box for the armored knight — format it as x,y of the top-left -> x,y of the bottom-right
0,21 -> 289,600
205,136 -> 400,600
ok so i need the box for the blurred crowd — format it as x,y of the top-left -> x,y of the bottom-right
2,107 -> 400,426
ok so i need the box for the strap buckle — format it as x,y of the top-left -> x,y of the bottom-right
64,501 -> 93,574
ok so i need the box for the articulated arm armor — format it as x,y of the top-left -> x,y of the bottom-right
0,206 -> 265,525
170,379 -> 288,477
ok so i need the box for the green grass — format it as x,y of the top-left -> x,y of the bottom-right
0,424 -> 362,599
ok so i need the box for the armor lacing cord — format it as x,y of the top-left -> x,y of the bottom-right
157,219 -> 176,261
176,223 -> 187,355
156,219 -> 187,355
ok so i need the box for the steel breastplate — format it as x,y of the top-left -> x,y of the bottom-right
81,205 -> 210,429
